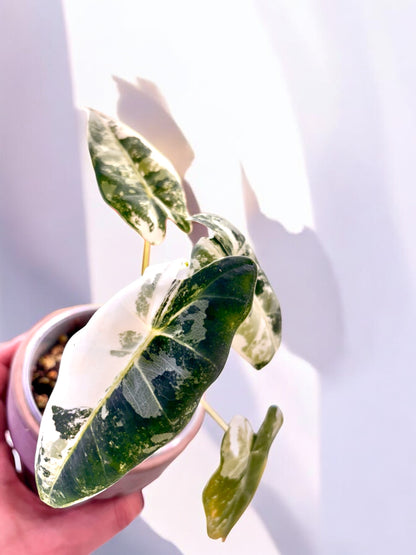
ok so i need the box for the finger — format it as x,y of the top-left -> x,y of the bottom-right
0,401 -> 23,484
100,490 -> 145,537
0,364 -> 7,399
0,335 -> 25,397
0,399 -> 6,438
0,335 -> 25,366
51,491 -> 145,553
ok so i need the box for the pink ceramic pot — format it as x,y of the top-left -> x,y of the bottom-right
6,305 -> 205,500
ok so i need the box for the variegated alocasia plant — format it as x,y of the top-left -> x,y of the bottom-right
36,109 -> 284,540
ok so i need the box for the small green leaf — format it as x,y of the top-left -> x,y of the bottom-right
87,109 -> 191,244
192,213 -> 282,369
35,256 -> 257,508
203,406 -> 283,541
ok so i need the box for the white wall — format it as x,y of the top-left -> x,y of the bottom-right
257,2 -> 416,553
0,2 -> 91,339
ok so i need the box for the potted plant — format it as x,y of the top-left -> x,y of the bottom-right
7,304 -> 205,498
9,109 -> 283,541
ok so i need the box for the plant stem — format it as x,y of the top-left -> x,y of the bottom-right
141,240 -> 151,275
201,397 -> 228,432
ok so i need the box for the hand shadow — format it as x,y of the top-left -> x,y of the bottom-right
93,517 -> 184,555
242,167 -> 344,373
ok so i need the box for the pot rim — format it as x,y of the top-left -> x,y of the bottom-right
22,304 -> 101,424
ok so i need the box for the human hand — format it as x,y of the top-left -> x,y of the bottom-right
0,336 -> 144,555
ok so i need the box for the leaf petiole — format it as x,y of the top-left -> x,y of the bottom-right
201,397 -> 228,432
141,240 -> 151,275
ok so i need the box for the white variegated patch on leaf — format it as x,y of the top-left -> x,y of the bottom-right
35,256 -> 257,508
192,213 -> 282,369
88,109 -> 191,245
203,406 -> 284,541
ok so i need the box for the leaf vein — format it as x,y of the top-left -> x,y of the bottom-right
158,333 -> 214,367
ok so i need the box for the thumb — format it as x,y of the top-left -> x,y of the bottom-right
55,490 -> 145,553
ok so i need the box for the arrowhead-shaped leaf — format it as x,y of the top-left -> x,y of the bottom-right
88,109 -> 191,244
191,213 -> 281,369
203,406 -> 283,541
35,256 -> 256,508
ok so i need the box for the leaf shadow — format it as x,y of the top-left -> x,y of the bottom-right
242,167 -> 344,372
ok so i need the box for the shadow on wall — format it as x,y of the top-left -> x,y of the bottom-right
114,75 -> 345,376
115,75 -> 345,372
242,167 -> 344,373
93,517 -> 184,555
114,76 -> 194,177
253,486 -> 318,555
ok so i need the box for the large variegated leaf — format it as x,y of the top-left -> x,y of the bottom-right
35,256 -> 256,508
191,213 -> 281,369
88,109 -> 191,244
203,406 -> 283,540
